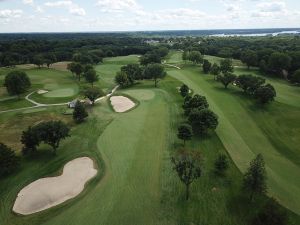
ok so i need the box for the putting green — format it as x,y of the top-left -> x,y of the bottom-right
44,88 -> 77,98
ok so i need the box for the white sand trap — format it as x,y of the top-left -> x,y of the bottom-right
110,96 -> 135,113
37,89 -> 49,95
13,157 -> 97,215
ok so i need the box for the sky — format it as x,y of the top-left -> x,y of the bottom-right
0,0 -> 300,32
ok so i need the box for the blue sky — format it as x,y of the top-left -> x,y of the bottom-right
0,0 -> 300,32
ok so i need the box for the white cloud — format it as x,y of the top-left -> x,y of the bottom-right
0,9 -> 23,19
257,1 -> 286,13
44,1 -> 86,16
22,0 -> 33,5
44,1 -> 72,7
96,0 -> 141,13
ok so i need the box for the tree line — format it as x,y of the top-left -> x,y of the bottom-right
0,35 -> 153,67
172,36 -> 300,83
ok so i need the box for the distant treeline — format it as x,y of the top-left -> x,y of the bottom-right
170,36 -> 300,80
0,35 -> 153,66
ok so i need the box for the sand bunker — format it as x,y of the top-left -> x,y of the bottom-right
13,157 -> 97,215
37,89 -> 49,95
110,96 -> 135,113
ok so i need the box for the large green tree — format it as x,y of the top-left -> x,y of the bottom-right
177,124 -> 193,146
243,154 -> 267,201
179,84 -> 189,97
21,126 -> 40,155
236,74 -> 265,95
115,71 -> 131,88
37,121 -> 70,155
268,52 -> 291,77
143,63 -> 166,87
84,69 -> 98,86
188,108 -> 218,135
254,84 -> 276,104
84,87 -> 104,105
241,50 -> 258,69
73,102 -> 88,123
172,150 -> 202,200
202,59 -> 212,74
210,63 -> 220,80
188,51 -> 203,64
220,58 -> 234,74
4,71 -> 31,98
217,73 -> 237,89
183,94 -> 209,116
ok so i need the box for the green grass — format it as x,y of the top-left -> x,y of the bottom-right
167,63 -> 300,215
0,53 -> 299,225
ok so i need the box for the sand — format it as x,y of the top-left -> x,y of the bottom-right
110,96 -> 135,113
37,89 -> 49,95
13,157 -> 97,215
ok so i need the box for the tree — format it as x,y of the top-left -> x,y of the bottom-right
268,52 -> 291,77
33,55 -> 44,68
121,64 -> 143,82
0,143 -> 19,177
252,198 -> 288,225
45,53 -> 57,68
182,51 -> 189,63
140,53 -> 161,65
291,69 -> 300,83
183,94 -> 209,116
143,63 -> 166,87
220,58 -> 234,74
259,60 -> 268,73
241,50 -> 258,69
37,121 -> 70,154
236,74 -> 265,95
214,154 -> 229,176
73,62 -> 83,81
188,51 -> 203,64
217,73 -> 236,89
243,154 -> 267,201
73,102 -> 88,123
21,126 -> 40,155
115,71 -> 131,88
171,150 -> 202,200
84,69 -> 98,86
177,124 -> 193,146
188,108 -> 218,135
4,71 -> 31,98
210,63 -> 220,80
202,59 -> 212,73
84,87 -> 104,105
254,84 -> 276,104
180,84 -> 189,97
67,62 -> 76,77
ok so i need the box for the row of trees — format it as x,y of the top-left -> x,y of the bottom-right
202,58 -> 277,104
182,50 -> 203,64
115,63 -> 166,88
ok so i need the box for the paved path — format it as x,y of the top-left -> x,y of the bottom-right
0,86 -> 119,114
162,63 -> 181,70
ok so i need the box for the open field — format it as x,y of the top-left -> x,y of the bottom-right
0,53 -> 299,225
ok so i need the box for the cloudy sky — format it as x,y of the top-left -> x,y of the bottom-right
0,0 -> 299,32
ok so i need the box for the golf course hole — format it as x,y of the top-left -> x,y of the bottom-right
110,96 -> 136,113
13,157 -> 97,215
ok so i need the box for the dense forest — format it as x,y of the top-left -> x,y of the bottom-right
1,33 -> 300,82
